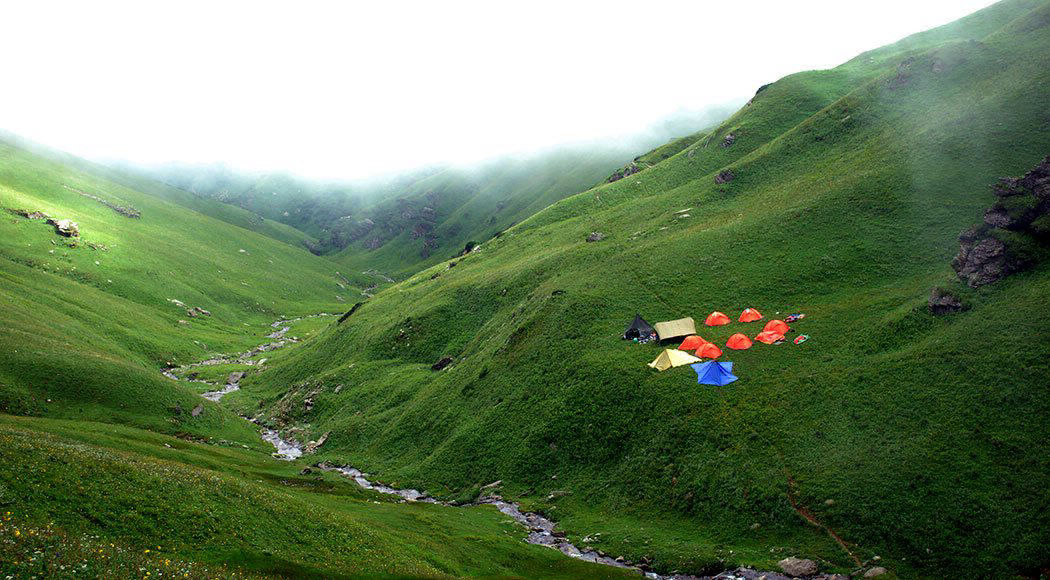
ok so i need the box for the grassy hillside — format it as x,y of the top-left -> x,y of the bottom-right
243,1 -> 1050,576
0,141 -> 645,577
0,140 -> 357,432
0,415 -> 633,578
0,133 -> 316,248
139,110 -> 736,280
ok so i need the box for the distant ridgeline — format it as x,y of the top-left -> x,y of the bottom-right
135,111 -> 734,277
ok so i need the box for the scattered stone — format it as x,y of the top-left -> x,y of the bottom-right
63,185 -> 141,218
191,404 -> 204,417
169,298 -> 186,308
186,306 -> 211,318
928,287 -> 966,315
227,371 -> 245,384
46,218 -> 79,237
715,169 -> 735,184
824,498 -> 836,506
606,162 -> 641,183
722,132 -> 736,147
750,522 -> 762,530
864,567 -> 889,578
481,480 -> 502,490
586,232 -> 605,242
778,556 -> 818,576
431,356 -> 454,371
303,431 -> 330,454
300,467 -> 313,475
8,208 -> 50,220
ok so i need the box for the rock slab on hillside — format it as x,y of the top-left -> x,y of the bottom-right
951,155 -> 1050,287
715,169 -> 735,184
46,218 -> 79,237
777,557 -> 818,576
928,287 -> 965,315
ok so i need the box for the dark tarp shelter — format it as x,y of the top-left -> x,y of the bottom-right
623,314 -> 655,340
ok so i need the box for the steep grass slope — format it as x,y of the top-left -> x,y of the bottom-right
0,415 -> 633,578
247,1 -> 1050,576
0,140 -> 347,435
0,142 -> 639,577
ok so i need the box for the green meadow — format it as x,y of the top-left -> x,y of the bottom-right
1,1 -> 1049,577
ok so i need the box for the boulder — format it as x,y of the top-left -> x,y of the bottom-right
777,557 -> 818,576
304,431 -> 330,454
606,162 -> 641,183
227,371 -> 245,385
47,218 -> 79,237
586,232 -> 605,242
928,287 -> 965,315
952,234 -> 1011,287
722,132 -> 736,147
715,169 -> 735,184
191,404 -> 204,417
864,567 -> 889,578
431,356 -> 453,371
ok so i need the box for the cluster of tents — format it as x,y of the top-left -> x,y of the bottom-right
623,308 -> 807,385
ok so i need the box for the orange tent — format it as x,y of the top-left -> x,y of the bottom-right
754,330 -> 785,344
678,335 -> 706,351
726,333 -> 753,350
739,308 -> 763,322
696,341 -> 723,359
705,311 -> 731,326
763,319 -> 790,334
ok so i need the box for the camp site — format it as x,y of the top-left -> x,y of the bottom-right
629,309 -> 805,382
2,2 -> 1048,578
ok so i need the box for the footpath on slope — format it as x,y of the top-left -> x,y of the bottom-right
162,313 -> 853,580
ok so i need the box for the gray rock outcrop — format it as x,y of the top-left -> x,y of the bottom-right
951,155 -> 1050,287
777,556 -> 818,576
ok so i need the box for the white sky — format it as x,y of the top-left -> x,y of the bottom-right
0,0 -> 996,179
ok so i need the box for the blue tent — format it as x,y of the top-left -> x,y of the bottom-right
691,361 -> 738,386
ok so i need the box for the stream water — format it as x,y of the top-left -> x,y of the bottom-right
163,314 -> 824,580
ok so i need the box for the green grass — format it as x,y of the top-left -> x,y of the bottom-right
0,415 -> 635,578
242,2 -> 1050,576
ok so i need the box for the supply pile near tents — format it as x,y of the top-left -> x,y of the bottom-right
648,349 -> 701,371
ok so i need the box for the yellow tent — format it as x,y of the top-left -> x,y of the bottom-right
648,349 -> 701,371
653,317 -> 697,341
